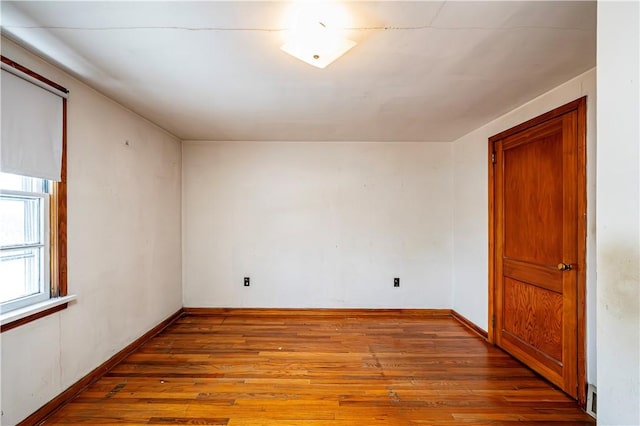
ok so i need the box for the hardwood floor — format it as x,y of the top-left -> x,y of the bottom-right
43,310 -> 594,425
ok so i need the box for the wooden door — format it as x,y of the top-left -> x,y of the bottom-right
489,98 -> 586,401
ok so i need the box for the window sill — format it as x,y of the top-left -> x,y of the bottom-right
0,295 -> 76,333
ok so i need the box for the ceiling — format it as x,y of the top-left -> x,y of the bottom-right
1,1 -> 596,142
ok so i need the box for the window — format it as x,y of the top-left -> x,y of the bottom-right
0,56 -> 68,330
0,173 -> 51,311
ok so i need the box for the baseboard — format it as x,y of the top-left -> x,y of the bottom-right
451,310 -> 489,339
183,307 -> 453,317
19,308 -> 184,426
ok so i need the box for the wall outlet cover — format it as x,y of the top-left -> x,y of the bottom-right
586,383 -> 597,418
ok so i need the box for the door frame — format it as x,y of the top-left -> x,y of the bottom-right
487,97 -> 587,406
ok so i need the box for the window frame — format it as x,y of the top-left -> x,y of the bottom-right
0,56 -> 68,333
0,187 -> 51,311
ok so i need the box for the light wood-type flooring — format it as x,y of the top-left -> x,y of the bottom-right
43,310 -> 595,425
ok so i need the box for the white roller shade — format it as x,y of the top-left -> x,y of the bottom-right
1,68 -> 64,181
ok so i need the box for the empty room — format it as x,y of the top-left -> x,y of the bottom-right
0,1 -> 638,425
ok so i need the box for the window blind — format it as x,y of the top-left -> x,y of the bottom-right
1,67 -> 64,181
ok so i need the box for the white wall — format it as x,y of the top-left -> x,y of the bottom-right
0,38 -> 183,425
596,2 -> 640,424
451,68 -> 597,383
183,142 -> 453,309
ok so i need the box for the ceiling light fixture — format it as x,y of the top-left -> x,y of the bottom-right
281,2 -> 356,69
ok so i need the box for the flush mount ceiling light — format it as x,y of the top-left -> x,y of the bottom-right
281,23 -> 356,69
281,2 -> 356,69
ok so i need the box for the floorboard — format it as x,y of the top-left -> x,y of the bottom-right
43,311 -> 595,425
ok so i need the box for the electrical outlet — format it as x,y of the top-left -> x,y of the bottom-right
394,278 -> 400,287
244,277 -> 250,287
586,384 -> 597,418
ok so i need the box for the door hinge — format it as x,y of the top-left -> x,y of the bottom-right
492,315 -> 495,327
491,152 -> 496,164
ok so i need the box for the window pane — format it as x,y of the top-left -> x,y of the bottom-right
0,172 -> 50,312
0,195 -> 42,247
0,247 -> 43,304
0,172 -> 47,193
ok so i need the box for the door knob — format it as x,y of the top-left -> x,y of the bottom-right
557,263 -> 572,271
